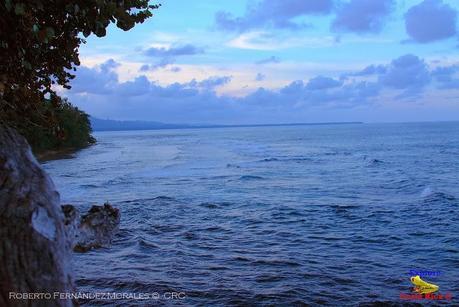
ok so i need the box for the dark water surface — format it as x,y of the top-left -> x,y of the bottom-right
43,122 -> 459,306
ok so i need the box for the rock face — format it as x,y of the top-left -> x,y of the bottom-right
62,203 -> 120,253
0,125 -> 74,306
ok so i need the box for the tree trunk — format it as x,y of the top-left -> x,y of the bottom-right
0,124 -> 74,306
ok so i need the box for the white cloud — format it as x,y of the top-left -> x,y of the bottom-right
227,31 -> 338,50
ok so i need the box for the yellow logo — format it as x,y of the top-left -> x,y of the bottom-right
410,275 -> 439,294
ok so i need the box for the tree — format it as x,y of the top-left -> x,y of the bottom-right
23,96 -> 97,153
0,0 -> 160,130
1,3 -> 161,305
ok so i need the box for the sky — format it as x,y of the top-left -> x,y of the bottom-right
62,0 -> 459,124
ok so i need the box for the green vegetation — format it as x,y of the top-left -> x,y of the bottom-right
0,0 -> 160,153
21,97 -> 96,153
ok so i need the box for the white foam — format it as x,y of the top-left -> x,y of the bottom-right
421,186 -> 433,198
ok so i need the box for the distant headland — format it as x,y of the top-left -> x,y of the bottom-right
91,117 -> 363,132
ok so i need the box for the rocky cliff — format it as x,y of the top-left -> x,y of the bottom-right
0,124 -> 74,307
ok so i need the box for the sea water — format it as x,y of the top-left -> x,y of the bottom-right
43,122 -> 459,306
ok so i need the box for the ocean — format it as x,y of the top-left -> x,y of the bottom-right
42,122 -> 459,306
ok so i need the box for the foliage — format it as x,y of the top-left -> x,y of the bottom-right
23,96 -> 96,153
0,0 -> 160,128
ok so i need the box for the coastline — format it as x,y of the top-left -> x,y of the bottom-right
35,144 -> 93,162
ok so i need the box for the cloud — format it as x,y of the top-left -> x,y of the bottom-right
144,44 -> 204,57
255,73 -> 266,81
140,44 -> 204,72
139,64 -> 150,72
70,60 -> 119,95
379,54 -> 431,94
341,64 -> 387,79
242,76 -> 379,110
72,60 -> 231,94
227,32 -> 284,50
305,76 -> 343,90
215,0 -> 334,32
67,66 -> 239,123
170,67 -> 182,73
256,56 -> 281,65
405,0 -> 457,43
68,59 -> 377,123
116,76 -> 152,97
332,0 -> 395,33
350,55 -> 459,98
352,64 -> 387,76
228,31 -> 337,50
67,56 -> 459,124
188,76 -> 232,89
100,59 -> 120,72
139,58 -> 176,72
431,64 -> 459,88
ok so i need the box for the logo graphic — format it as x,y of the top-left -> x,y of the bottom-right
410,275 -> 438,294
399,271 -> 453,301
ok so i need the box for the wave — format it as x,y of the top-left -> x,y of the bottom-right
239,175 -> 265,181
329,204 -> 361,210
79,184 -> 99,188
136,238 -> 159,251
121,195 -> 178,204
366,158 -> 384,166
200,202 -> 219,209
258,157 -> 279,162
182,231 -> 199,240
257,156 -> 312,163
199,202 -> 235,209
253,258 -> 301,267
153,195 -> 177,201
422,191 -> 456,204
106,176 -> 132,186
420,186 -> 433,198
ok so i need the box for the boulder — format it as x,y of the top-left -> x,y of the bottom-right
62,203 -> 120,253
62,204 -> 80,247
0,124 -> 74,306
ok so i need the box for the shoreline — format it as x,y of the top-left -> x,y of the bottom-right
35,144 -> 94,162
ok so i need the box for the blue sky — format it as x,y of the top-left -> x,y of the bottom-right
63,0 -> 459,124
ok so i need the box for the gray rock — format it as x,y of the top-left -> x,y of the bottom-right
62,203 -> 120,253
0,124 -> 75,307
62,204 -> 80,246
